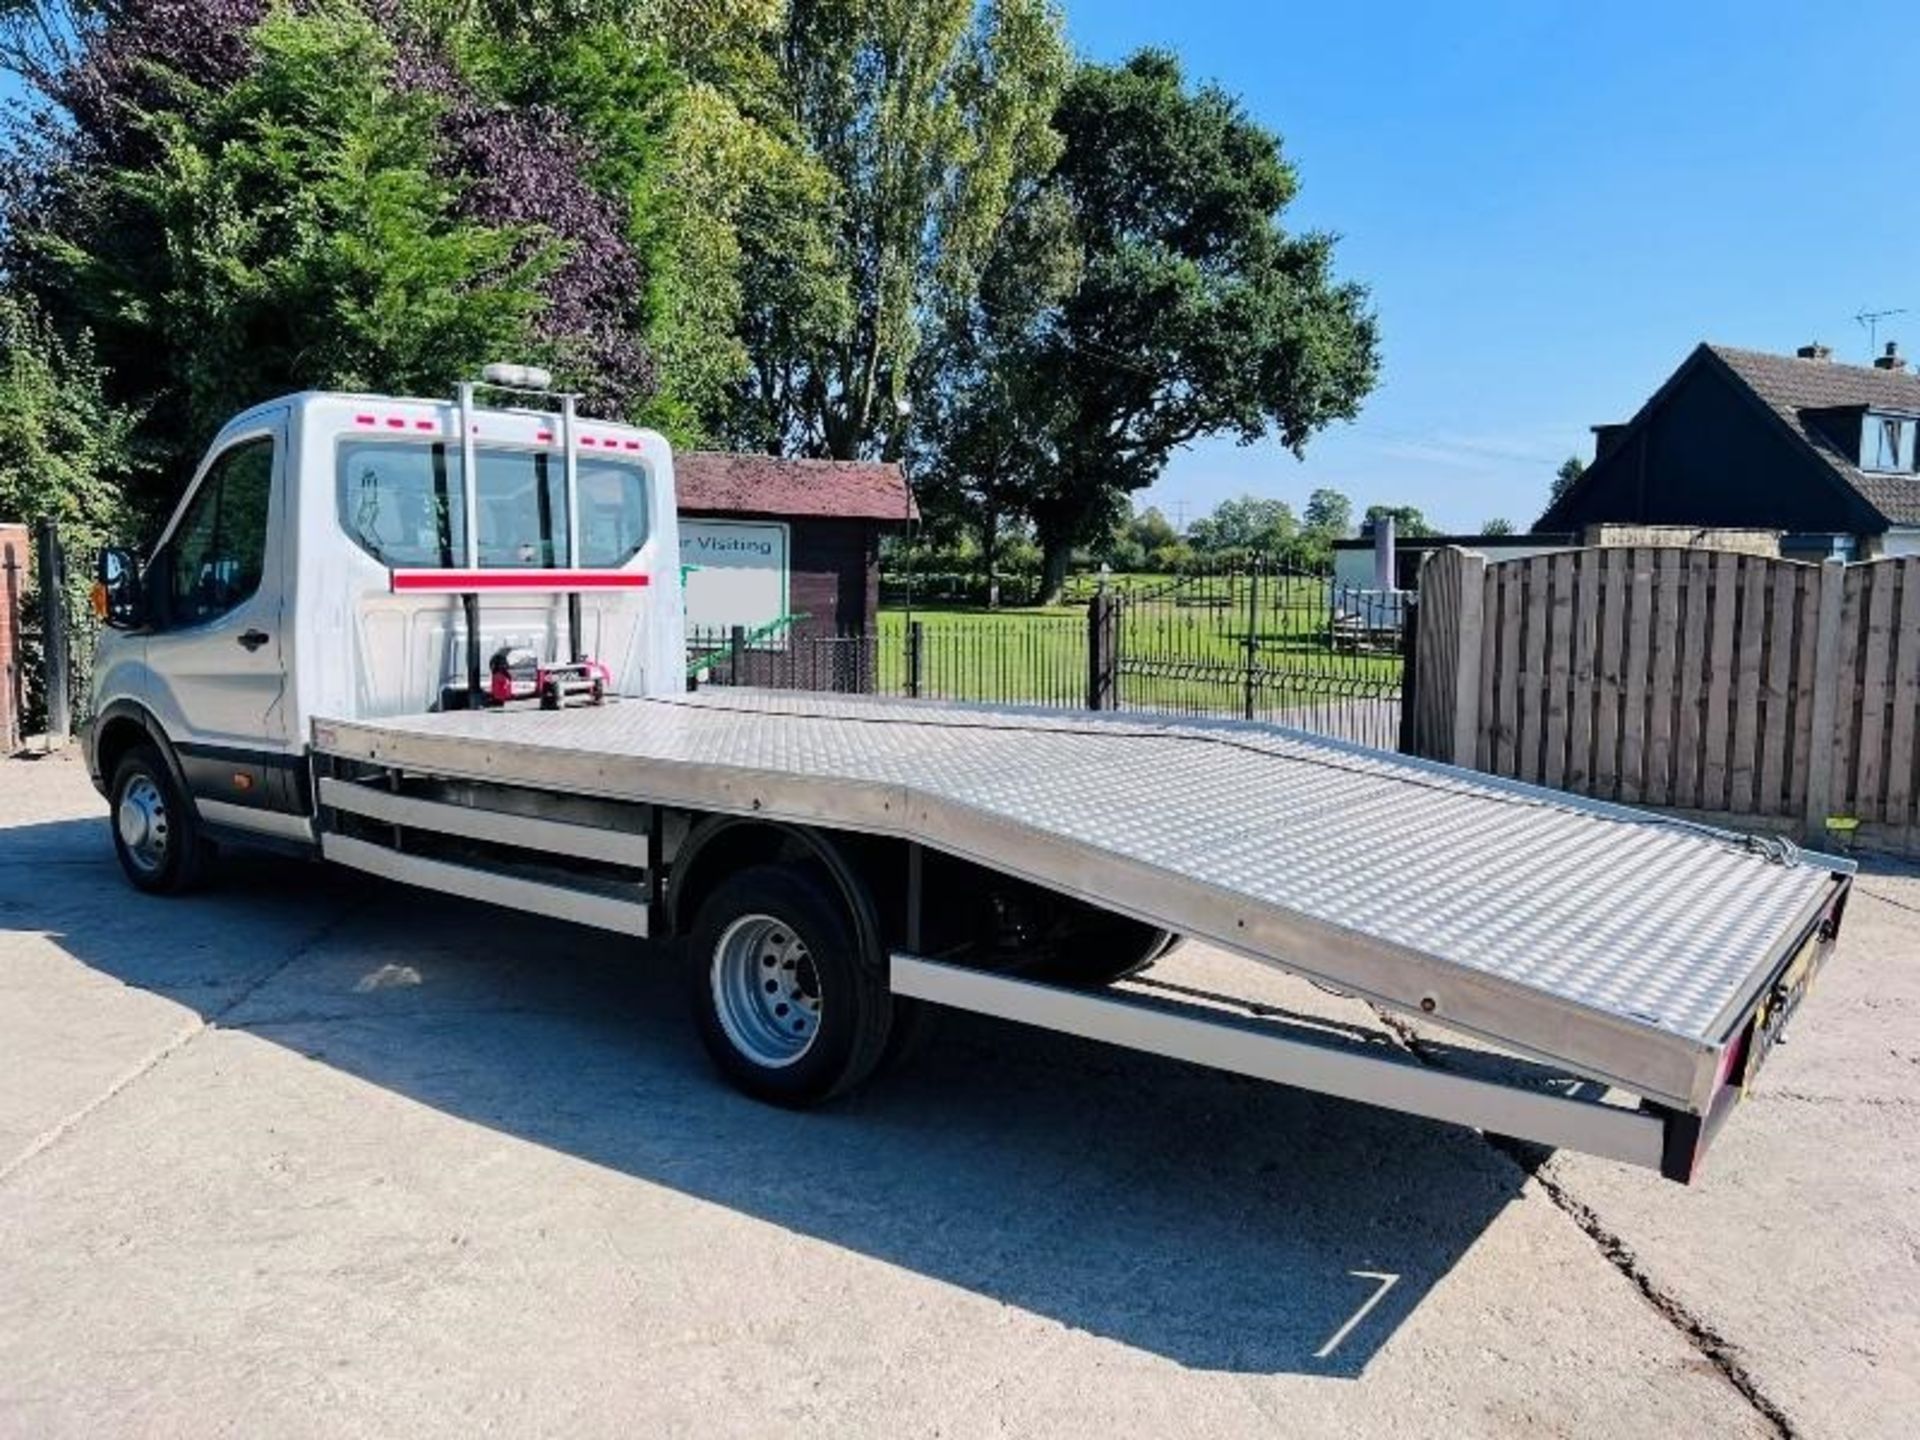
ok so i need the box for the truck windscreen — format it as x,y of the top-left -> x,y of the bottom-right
338,439 -> 649,569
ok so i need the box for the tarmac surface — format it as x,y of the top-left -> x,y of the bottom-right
1,749 -> 1914,1437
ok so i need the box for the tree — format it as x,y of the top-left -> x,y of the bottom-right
1480,517 -> 1515,536
1303,487 -> 1352,538
0,290 -> 134,544
1550,454 -> 1586,506
3,0 -> 690,497
28,5 -> 553,496
1188,494 -> 1297,554
1129,504 -> 1178,552
729,0 -> 1072,461
979,50 -> 1379,599
1362,503 -> 1436,539
0,289 -> 138,714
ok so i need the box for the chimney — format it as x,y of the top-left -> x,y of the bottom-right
1795,341 -> 1831,361
1873,341 -> 1907,372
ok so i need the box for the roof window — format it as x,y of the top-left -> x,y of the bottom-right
1864,412 -> 1918,474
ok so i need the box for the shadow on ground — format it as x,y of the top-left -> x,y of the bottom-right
3,813 -> 1537,1377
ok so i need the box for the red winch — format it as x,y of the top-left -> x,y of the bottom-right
488,646 -> 610,709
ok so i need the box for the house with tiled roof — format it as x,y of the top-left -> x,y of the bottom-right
1538,341 -> 1920,560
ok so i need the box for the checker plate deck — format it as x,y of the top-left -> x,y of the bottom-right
311,690 -> 1850,1112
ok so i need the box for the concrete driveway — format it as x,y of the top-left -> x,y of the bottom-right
1,751 -> 1914,1437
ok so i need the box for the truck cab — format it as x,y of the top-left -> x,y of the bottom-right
85,375 -> 683,872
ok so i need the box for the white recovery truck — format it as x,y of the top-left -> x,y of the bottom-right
84,368 -> 1853,1184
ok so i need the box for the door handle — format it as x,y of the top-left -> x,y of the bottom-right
237,629 -> 271,652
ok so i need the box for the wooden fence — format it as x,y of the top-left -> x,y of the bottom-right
1407,546 -> 1920,844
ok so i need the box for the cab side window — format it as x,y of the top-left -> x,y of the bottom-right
167,437 -> 274,627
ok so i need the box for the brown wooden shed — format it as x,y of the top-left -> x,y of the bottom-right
674,452 -> 915,639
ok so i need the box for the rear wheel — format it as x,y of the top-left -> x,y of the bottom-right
109,743 -> 210,895
1023,909 -> 1179,988
687,864 -> 894,1106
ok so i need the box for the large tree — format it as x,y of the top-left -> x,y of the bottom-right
1,0 -> 690,506
21,4 -> 555,506
726,0 -> 1071,460
972,50 -> 1377,599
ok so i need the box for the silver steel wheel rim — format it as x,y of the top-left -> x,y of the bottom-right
117,774 -> 170,876
711,913 -> 822,1068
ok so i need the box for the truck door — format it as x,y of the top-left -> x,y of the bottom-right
144,412 -> 295,818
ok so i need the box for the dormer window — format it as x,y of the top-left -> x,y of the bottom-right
1864,411 -> 1918,473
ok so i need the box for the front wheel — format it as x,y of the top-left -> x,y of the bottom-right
686,864 -> 894,1107
109,743 -> 211,895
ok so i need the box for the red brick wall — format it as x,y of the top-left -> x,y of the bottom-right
0,522 -> 28,751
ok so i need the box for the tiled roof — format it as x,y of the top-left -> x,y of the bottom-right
1709,345 -> 1920,525
674,451 -> 917,523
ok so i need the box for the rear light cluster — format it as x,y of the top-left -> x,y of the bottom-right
350,413 -> 642,450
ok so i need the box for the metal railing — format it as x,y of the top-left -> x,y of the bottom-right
689,559 -> 1406,748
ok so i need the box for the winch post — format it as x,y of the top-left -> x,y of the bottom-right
457,378 -> 484,707
561,391 -> 584,663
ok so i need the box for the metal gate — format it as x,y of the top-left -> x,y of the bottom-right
1110,561 -> 1405,748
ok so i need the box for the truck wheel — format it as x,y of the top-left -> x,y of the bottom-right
109,743 -> 210,895
1026,911 -> 1180,988
687,864 -> 894,1107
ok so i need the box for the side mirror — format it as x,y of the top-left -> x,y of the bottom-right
92,545 -> 146,630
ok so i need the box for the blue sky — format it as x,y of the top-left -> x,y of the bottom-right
1068,0 -> 1920,534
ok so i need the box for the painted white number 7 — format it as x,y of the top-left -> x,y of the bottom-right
1315,1270 -> 1400,1360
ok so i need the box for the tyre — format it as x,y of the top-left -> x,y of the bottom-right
686,863 -> 894,1107
109,743 -> 211,895
1023,909 -> 1179,988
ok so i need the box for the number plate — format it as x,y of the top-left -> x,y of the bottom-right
1742,928 -> 1827,1091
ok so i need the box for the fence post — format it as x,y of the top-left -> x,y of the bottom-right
36,518 -> 69,746
1396,591 -> 1421,754
1449,551 -> 1488,768
1403,547 -> 1486,765
1242,558 -> 1261,721
907,620 -> 924,699
728,624 -> 747,687
2,532 -> 22,753
1803,557 -> 1848,844
1086,589 -> 1116,711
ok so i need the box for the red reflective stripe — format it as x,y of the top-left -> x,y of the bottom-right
623,440 -> 641,451
384,417 -> 406,429
390,569 -> 650,594
413,419 -> 435,431
354,415 -> 376,426
536,430 -> 554,442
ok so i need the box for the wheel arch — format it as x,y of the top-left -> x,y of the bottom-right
665,817 -> 892,969
90,700 -> 189,803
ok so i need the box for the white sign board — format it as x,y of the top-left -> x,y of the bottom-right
680,519 -> 791,646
